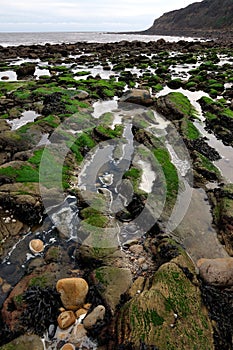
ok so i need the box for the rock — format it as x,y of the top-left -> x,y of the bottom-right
69,324 -> 87,344
128,276 -> 146,298
92,267 -> 133,313
155,92 -> 196,121
75,308 -> 87,318
0,214 -> 23,246
29,239 -> 44,254
197,258 -> 233,286
61,343 -> 75,350
74,90 -> 89,100
1,282 -> 11,293
83,305 -> 106,329
129,244 -> 144,255
0,334 -> 44,350
57,310 -> 76,329
0,182 -> 43,226
116,250 -> 214,349
16,63 -> 36,78
56,278 -> 89,310
209,184 -> 233,255
120,89 -> 153,106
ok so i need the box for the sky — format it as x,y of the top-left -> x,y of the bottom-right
0,0 -> 203,33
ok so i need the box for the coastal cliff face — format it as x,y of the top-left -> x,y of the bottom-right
143,0 -> 233,37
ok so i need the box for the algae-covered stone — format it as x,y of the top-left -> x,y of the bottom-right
117,252 -> 214,349
210,184 -> 233,255
0,334 -> 44,350
156,92 -> 197,121
93,266 -> 133,313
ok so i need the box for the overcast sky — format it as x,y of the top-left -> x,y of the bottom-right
0,0 -> 202,32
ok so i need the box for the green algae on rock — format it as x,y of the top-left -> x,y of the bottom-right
117,249 -> 214,349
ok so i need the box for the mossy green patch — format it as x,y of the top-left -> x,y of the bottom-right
0,165 -> 39,182
181,118 -> 200,140
153,148 -> 179,203
80,207 -> 109,228
29,275 -> 48,288
95,124 -> 123,139
167,92 -> 197,119
123,167 -> 142,193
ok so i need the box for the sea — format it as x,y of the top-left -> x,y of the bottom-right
0,31 -> 202,47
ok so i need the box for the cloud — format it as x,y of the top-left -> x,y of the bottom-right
0,0 -> 203,31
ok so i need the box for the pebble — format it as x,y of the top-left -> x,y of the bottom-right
70,324 -> 87,344
129,244 -> 144,255
83,305 -> 106,329
2,282 -> 11,293
29,239 -> 44,254
138,257 -> 146,265
57,311 -> 76,329
141,263 -> 149,271
48,324 -> 56,339
61,344 -> 75,350
75,308 -> 87,318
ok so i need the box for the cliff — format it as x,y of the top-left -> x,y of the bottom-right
143,0 -> 233,38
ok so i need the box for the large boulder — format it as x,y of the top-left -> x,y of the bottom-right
116,252 -> 214,349
56,278 -> 89,310
197,258 -> 233,286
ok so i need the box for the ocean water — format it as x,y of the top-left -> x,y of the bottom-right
0,31 -> 202,47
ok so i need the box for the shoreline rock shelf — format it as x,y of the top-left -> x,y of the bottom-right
0,37 -> 233,349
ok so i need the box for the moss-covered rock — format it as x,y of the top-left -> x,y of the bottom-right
0,334 -> 44,350
117,251 -> 214,349
199,96 -> 233,146
156,92 -> 197,121
92,266 -> 133,313
209,184 -> 233,255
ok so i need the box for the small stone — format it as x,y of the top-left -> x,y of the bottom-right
84,303 -> 92,310
61,344 -> 75,350
75,90 -> 89,100
56,278 -> 89,310
83,305 -> 106,329
75,308 -> 87,318
48,324 -> 56,339
2,282 -> 11,293
129,244 -> 144,255
57,311 -> 76,329
29,239 -> 44,254
138,257 -> 146,265
69,324 -> 87,344
141,263 -> 149,271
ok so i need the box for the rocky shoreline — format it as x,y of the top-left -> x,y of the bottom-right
0,38 -> 233,349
